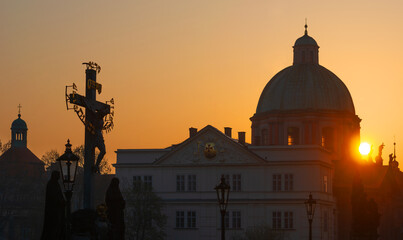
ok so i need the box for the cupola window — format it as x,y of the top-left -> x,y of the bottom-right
321,127 -> 334,150
287,127 -> 299,145
261,129 -> 268,145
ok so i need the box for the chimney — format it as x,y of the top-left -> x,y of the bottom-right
238,132 -> 245,145
224,127 -> 232,138
189,127 -> 197,138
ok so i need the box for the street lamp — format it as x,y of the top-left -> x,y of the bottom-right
305,193 -> 317,240
215,175 -> 230,240
56,139 -> 79,239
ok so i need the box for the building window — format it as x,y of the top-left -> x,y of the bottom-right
177,175 -> 196,192
225,211 -> 242,229
176,211 -> 196,229
284,174 -> 293,191
187,175 -> 196,192
133,176 -> 141,188
232,211 -> 241,229
284,211 -> 294,229
220,174 -> 241,191
144,176 -> 152,189
232,174 -> 241,192
323,175 -> 328,193
187,211 -> 196,228
287,127 -> 299,145
176,175 -> 185,192
272,211 -> 281,229
324,210 -> 328,232
261,129 -> 268,145
176,211 -> 185,228
133,176 -> 152,189
322,127 -> 334,150
273,174 -> 281,191
269,124 -> 274,145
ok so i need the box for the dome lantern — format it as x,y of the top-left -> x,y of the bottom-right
11,107 -> 28,148
293,24 -> 319,65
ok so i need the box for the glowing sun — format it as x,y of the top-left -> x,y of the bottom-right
359,142 -> 371,155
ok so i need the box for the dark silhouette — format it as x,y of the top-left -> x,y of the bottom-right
351,172 -> 380,240
71,209 -> 98,238
65,63 -> 114,209
367,198 -> 380,237
105,177 -> 125,240
87,107 -> 108,173
375,143 -> 385,165
41,171 -> 66,240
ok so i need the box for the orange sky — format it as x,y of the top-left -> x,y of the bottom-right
1,0 -> 403,168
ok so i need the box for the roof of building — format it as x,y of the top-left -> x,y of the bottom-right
294,33 -> 318,46
0,147 -> 44,177
255,27 -> 355,115
256,64 -> 355,114
0,147 -> 43,165
11,114 -> 27,130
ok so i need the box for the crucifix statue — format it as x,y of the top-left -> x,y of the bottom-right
65,62 -> 114,209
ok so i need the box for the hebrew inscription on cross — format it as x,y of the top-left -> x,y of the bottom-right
65,62 -> 114,208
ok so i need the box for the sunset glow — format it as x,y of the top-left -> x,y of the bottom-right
359,142 -> 371,156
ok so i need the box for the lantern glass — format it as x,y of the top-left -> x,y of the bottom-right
304,193 -> 316,220
59,159 -> 78,189
215,175 -> 230,212
56,140 -> 80,192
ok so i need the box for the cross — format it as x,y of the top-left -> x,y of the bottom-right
304,18 -> 308,35
65,63 -> 113,209
69,93 -> 110,115
17,104 -> 22,115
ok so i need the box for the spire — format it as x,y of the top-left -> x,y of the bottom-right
305,18 -> 308,35
18,104 -> 22,118
293,20 -> 319,65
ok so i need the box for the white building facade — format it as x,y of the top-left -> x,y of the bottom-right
115,26 -> 359,240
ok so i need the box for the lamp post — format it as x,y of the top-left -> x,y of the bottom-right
304,193 -> 317,240
215,175 -> 230,240
56,139 -> 79,239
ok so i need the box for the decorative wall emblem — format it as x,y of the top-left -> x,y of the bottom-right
204,142 -> 217,159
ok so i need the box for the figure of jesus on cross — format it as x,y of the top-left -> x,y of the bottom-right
65,62 -> 114,208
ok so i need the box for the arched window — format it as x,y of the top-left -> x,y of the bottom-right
302,51 -> 305,63
261,129 -> 268,145
322,127 -> 334,150
287,127 -> 299,145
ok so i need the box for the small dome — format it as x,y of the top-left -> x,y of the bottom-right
256,64 -> 355,114
11,114 -> 27,130
294,34 -> 318,46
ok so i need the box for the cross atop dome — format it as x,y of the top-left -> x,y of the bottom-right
305,18 -> 308,35
18,104 -> 22,118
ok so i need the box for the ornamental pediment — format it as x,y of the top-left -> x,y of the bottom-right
155,125 -> 266,165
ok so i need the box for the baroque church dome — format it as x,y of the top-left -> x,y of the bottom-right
255,26 -> 355,115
